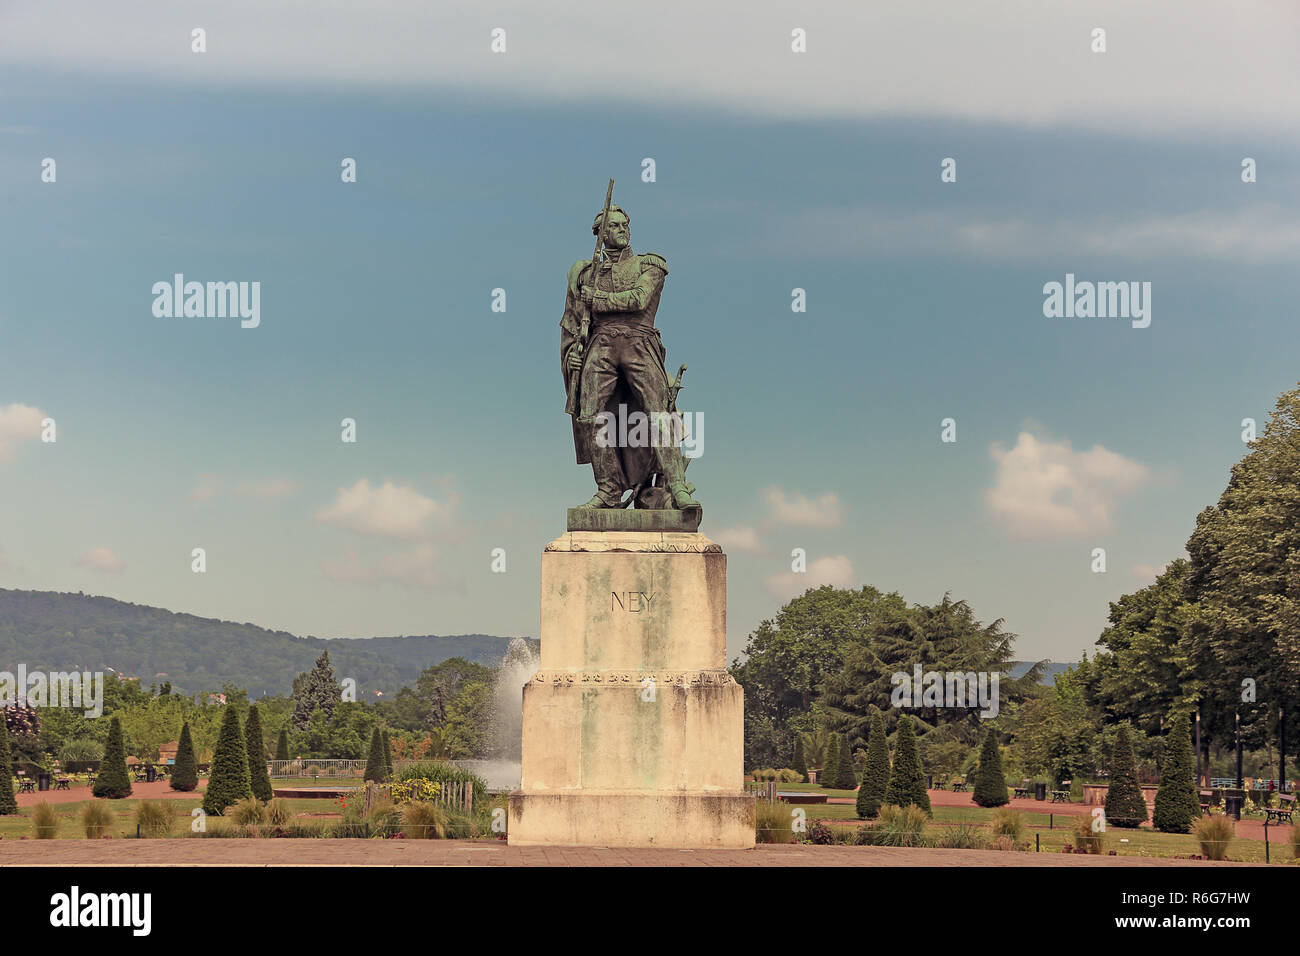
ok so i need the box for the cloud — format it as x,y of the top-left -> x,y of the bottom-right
986,431 -> 1149,539
186,474 -> 224,502
76,547 -> 125,573
0,1 -> 1294,139
322,544 -> 440,589
763,555 -> 856,602
0,403 -> 47,460
315,479 -> 442,539
762,487 -> 844,528
712,526 -> 762,553
751,204 -> 1300,265
232,477 -> 298,499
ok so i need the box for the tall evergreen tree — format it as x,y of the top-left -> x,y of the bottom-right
203,705 -> 252,816
856,711 -> 890,819
1104,723 -> 1148,828
92,716 -> 133,799
291,650 -> 341,730
972,727 -> 1010,807
819,732 -> 841,789
884,715 -> 931,813
835,733 -> 856,789
0,715 -> 17,814
244,704 -> 273,802
382,728 -> 394,779
792,736 -> 808,782
1153,711 -> 1198,833
275,729 -> 290,761
364,726 -> 386,782
170,722 -> 198,792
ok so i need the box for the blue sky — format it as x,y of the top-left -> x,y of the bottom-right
1,1 -> 1298,665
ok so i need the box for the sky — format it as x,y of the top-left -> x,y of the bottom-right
1,0 -> 1298,665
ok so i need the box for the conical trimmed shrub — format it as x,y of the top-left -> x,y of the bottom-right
792,737 -> 808,783
884,715 -> 930,814
1105,724 -> 1148,828
203,706 -> 252,816
275,729 -> 290,761
0,717 -> 17,814
382,728 -> 394,780
856,712 -> 890,819
245,705 -> 273,802
819,732 -> 841,789
364,727 -> 386,782
835,733 -> 856,789
170,722 -> 198,792
1153,711 -> 1198,833
92,717 -> 133,799
973,727 -> 1010,807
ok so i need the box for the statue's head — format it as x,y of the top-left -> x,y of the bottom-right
592,205 -> 630,249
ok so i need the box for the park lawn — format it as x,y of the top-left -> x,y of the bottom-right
269,777 -> 366,789
0,797 -> 333,839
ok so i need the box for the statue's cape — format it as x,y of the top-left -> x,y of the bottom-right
560,261 -> 658,486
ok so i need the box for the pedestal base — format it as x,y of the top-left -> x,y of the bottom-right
508,790 -> 755,849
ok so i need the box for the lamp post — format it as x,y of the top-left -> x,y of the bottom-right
1235,711 -> 1243,790
1195,709 -> 1203,788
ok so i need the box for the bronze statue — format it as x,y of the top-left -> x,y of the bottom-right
560,181 -> 700,519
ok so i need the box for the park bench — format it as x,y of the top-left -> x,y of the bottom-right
54,778 -> 71,791
951,778 -> 968,792
1049,780 -> 1072,803
1013,779 -> 1032,799
1265,793 -> 1295,825
1199,789 -> 1213,813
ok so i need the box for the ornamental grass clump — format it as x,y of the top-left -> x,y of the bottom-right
754,801 -> 796,844
228,797 -> 267,827
135,800 -> 174,838
402,801 -> 449,839
1194,814 -> 1234,861
992,807 -> 1023,842
1072,814 -> 1104,854
873,804 -> 928,847
80,801 -> 113,838
31,801 -> 59,839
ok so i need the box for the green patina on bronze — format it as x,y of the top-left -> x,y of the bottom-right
560,180 -> 702,526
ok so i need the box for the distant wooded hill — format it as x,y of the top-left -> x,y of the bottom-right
0,589 -> 522,698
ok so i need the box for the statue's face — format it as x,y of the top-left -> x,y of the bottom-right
603,212 -> 630,249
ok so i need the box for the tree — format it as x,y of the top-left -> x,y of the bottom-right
1104,724 -> 1148,828
792,736 -> 808,782
819,732 -> 841,789
0,716 -> 17,814
973,727 -> 1009,807
884,715 -> 930,813
382,728 -> 394,779
364,727 -> 387,782
856,711 -> 889,819
275,729 -> 290,761
442,681 -> 493,758
1153,711 -> 1198,833
92,716 -> 133,799
203,706 -> 252,816
244,705 -> 273,802
170,722 -> 198,792
835,733 -> 856,789
291,651 -> 341,730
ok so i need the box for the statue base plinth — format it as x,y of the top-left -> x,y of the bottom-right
508,791 -> 755,849
566,507 -> 701,533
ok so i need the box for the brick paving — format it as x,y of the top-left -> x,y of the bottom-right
0,839 -> 1256,867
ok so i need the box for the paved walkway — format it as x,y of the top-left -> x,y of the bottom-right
0,839 -> 1257,866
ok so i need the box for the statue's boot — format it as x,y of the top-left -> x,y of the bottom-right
574,492 -> 621,510
658,444 -> 702,518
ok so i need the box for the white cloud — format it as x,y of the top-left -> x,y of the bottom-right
315,479 -> 442,538
0,1 -> 1295,139
0,403 -> 47,461
763,555 -> 856,602
76,547 -> 125,573
762,487 -> 844,528
712,525 -> 761,553
986,431 -> 1149,539
322,544 -> 439,589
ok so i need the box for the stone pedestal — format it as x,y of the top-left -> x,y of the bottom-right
508,529 -> 754,848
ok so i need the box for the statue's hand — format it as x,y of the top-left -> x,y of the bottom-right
567,347 -> 583,373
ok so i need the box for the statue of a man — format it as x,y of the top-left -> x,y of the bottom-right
560,204 -> 700,517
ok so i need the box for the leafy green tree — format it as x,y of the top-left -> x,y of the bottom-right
0,717 -> 17,814
244,705 -> 273,802
792,736 -> 808,782
1104,724 -> 1148,828
835,733 -> 856,789
170,722 -> 198,792
884,715 -> 930,814
364,727 -> 387,782
1153,711 -> 1198,833
1016,663 -> 1100,784
856,711 -> 889,819
442,681 -> 493,758
291,651 -> 341,730
973,727 -> 1009,807
275,729 -> 289,761
92,717 -> 133,799
819,732 -> 841,789
203,706 -> 252,816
